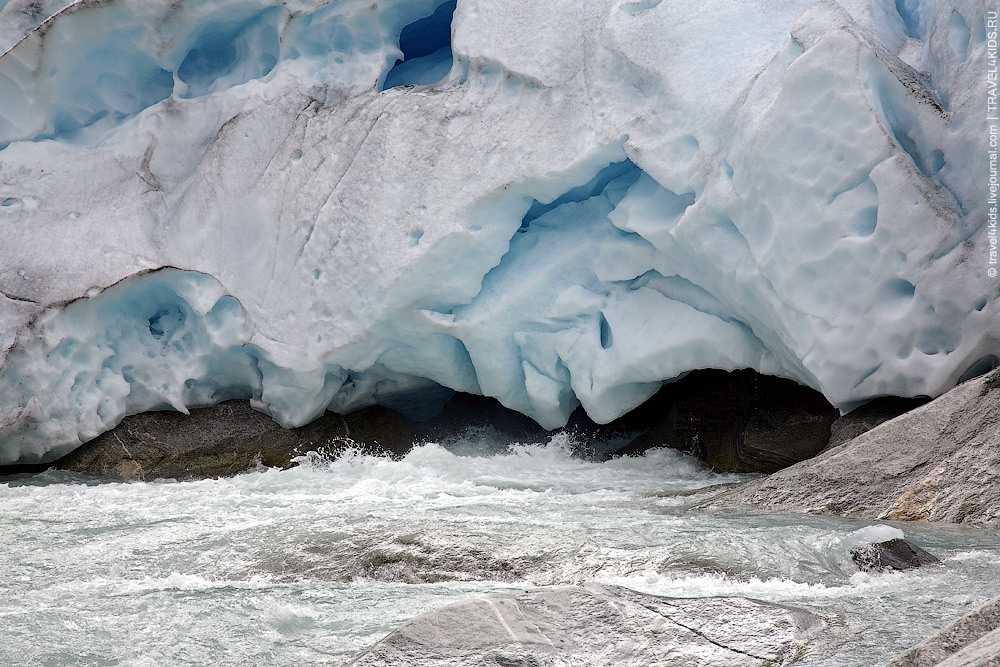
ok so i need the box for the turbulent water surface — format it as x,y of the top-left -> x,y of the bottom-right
2,434 -> 1000,665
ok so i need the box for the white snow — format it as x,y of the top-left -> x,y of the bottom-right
0,0 -> 996,463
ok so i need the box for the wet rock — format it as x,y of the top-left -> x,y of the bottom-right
891,597 -> 1000,667
375,369 -> 840,474
850,538 -> 940,572
700,368 -> 1000,528
47,394 -> 558,481
615,370 -> 838,473
52,401 -> 350,480
348,583 -> 822,667
344,392 -> 550,452
42,368 -> 838,481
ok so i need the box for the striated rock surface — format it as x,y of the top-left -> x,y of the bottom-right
825,396 -> 929,450
349,583 -> 822,667
701,368 -> 1000,528
892,597 -> 1000,667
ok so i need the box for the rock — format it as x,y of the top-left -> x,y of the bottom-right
52,401 -> 353,481
933,628 -> 1000,667
700,368 -> 1000,528
825,397 -> 929,451
344,392 -> 551,453
47,390 -> 572,481
38,367 -> 838,481
49,395 -> 546,481
348,583 -> 822,667
891,597 -> 1000,667
850,539 -> 940,572
615,370 -> 838,473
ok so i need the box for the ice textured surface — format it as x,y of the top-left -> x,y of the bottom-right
0,0 -> 996,463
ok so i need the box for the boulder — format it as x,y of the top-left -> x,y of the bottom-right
891,597 -> 1000,667
700,369 -> 1000,528
51,400 -> 353,481
850,538 -> 940,572
348,583 -> 822,667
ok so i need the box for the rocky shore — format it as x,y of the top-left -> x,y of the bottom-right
42,369 -> 839,481
700,368 -> 1000,529
34,366 -> 1000,531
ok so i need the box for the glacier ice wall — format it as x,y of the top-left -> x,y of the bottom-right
0,0 -> 997,463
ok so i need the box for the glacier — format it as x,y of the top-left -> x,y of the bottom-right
0,0 -> 996,464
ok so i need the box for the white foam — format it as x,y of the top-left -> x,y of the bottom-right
2,440 -> 1000,665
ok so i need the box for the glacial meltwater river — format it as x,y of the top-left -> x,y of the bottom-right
2,433 -> 999,666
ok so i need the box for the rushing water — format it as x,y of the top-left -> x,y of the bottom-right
2,433 -> 999,666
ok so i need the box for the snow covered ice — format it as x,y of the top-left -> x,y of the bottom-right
0,0 -> 996,463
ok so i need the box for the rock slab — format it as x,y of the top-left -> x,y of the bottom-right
892,597 -> 1000,667
349,583 -> 821,667
825,396 -> 929,451
702,369 -> 1000,528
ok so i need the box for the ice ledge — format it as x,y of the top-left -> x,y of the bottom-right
0,0 -> 997,463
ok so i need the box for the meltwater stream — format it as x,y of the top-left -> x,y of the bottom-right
2,434 -> 1000,666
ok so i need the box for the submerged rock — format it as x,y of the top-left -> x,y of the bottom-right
891,597 -> 1000,667
349,583 -> 822,667
850,539 -> 940,573
700,369 -> 1000,528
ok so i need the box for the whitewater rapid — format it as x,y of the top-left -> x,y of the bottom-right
2,436 -> 999,665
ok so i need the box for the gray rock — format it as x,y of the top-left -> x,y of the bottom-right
700,368 -> 1000,528
349,583 -> 823,667
935,628 -> 1000,667
850,538 -> 940,572
825,396 -> 928,451
891,597 -> 1000,667
51,400 -> 354,481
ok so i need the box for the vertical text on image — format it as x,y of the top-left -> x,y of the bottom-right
987,11 -> 997,277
